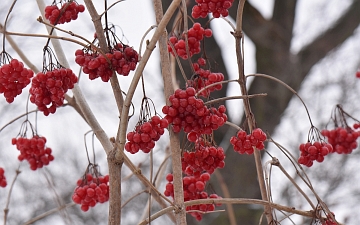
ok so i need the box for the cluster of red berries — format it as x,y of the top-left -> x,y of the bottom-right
45,1 -> 85,25
168,23 -> 212,59
125,116 -> 169,154
0,59 -> 34,103
321,126 -> 360,154
182,140 -> 225,176
321,213 -> 337,225
12,136 -> 54,170
72,174 -> 109,212
29,68 -> 78,116
189,58 -> 224,97
356,70 -> 360,78
164,173 -> 221,221
191,0 -> 234,19
162,87 -> 227,137
230,128 -> 267,154
75,43 -> 139,82
0,167 -> 6,188
298,141 -> 333,167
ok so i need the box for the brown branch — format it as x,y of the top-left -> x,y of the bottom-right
233,0 -> 273,223
138,197 -> 319,225
153,0 -> 187,224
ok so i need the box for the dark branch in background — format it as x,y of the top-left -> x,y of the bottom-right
271,0 -> 297,50
298,0 -> 360,76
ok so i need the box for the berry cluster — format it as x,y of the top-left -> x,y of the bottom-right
75,43 -> 139,82
182,140 -> 225,176
321,127 -> 360,154
298,141 -> 333,167
125,116 -> 169,154
0,167 -> 6,188
29,68 -> 77,116
230,128 -> 267,154
12,136 -> 54,170
191,0 -> 234,19
72,174 -> 109,212
189,58 -> 224,97
162,87 -> 227,137
356,70 -> 360,78
164,173 -> 221,221
45,1 -> 85,25
168,23 -> 212,59
321,213 -> 337,225
0,59 -> 34,103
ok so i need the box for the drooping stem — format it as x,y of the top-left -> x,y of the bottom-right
233,0 -> 274,223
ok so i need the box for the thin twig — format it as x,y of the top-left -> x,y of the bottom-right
138,197 -> 318,225
232,0 -> 273,222
22,203 -> 76,225
204,94 -> 267,105
3,168 -> 21,225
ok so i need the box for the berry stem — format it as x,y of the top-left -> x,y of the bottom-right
4,168 -> 21,225
246,73 -> 314,127
204,93 -> 267,105
2,0 -> 18,53
271,158 -> 316,210
233,1 -> 274,223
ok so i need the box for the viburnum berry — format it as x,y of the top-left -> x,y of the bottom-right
75,43 -> 139,82
162,87 -> 227,136
322,212 -> 337,225
12,136 -> 54,170
182,139 -> 225,175
164,173 -> 222,221
45,1 -> 85,25
0,58 -> 34,103
320,105 -> 360,155
356,70 -> 360,78
298,141 -> 333,167
230,128 -> 267,154
321,127 -> 360,154
191,0 -> 235,19
168,23 -> 212,59
72,173 -> 109,211
125,115 -> 169,154
189,59 -> 224,97
0,167 -> 7,188
29,68 -> 78,116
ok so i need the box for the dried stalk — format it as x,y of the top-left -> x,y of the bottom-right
233,0 -> 273,223
152,0 -> 186,224
138,197 -> 318,225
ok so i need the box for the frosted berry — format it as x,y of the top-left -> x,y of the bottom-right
72,174 -> 110,211
297,141 -> 333,167
164,173 -> 222,221
182,139 -> 225,175
0,59 -> 34,103
192,0 -> 235,19
230,128 -> 267,154
75,43 -> 138,82
45,1 -> 85,25
29,68 -> 77,116
125,116 -> 168,154
321,127 -> 360,154
0,167 -> 7,188
162,87 -> 227,136
12,136 -> 54,170
168,23 -> 212,59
